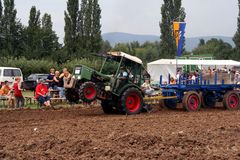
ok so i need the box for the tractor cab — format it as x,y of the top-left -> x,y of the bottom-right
100,52 -> 149,93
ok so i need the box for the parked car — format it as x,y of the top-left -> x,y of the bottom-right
0,67 -> 23,86
23,74 -> 48,91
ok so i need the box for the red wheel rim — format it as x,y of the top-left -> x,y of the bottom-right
227,94 -> 239,109
188,94 -> 199,111
125,93 -> 141,112
84,86 -> 96,100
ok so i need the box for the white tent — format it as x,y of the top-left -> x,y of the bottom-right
147,59 -> 240,82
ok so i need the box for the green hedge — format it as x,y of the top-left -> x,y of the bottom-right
0,57 -> 115,77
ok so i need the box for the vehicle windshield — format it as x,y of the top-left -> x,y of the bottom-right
100,57 -> 119,75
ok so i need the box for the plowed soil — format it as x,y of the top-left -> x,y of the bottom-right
0,106 -> 240,160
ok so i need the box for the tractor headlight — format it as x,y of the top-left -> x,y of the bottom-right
105,86 -> 111,91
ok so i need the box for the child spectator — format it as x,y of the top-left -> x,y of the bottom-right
53,71 -> 65,98
46,68 -> 55,89
170,77 -> 176,84
13,77 -> 24,108
0,81 -> 14,108
35,79 -> 51,107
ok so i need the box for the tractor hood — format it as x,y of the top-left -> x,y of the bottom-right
74,65 -> 111,81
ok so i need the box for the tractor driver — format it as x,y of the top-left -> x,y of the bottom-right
115,66 -> 129,90
118,66 -> 128,79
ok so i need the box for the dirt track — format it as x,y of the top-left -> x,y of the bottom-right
0,106 -> 240,160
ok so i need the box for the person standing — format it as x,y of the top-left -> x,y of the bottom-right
53,71 -> 65,98
13,77 -> 24,108
46,68 -> 55,89
63,68 -> 75,88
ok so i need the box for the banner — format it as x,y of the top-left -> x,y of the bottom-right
173,22 -> 186,57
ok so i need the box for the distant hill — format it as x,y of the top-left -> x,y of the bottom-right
102,32 -> 234,51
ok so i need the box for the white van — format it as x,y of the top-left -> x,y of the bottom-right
0,67 -> 23,86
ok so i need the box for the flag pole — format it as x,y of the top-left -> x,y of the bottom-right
173,20 -> 186,80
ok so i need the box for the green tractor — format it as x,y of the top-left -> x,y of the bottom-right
66,52 -> 150,115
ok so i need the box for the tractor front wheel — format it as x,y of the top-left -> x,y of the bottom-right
121,88 -> 143,115
223,91 -> 240,110
183,91 -> 201,112
79,82 -> 98,103
65,88 -> 80,103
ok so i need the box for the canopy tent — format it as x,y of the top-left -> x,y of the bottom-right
147,59 -> 240,82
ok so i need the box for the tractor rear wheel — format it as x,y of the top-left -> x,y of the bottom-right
121,88 -> 143,115
183,91 -> 201,112
201,92 -> 216,108
223,91 -> 240,110
79,82 -> 98,103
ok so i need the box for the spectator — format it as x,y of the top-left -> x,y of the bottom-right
141,79 -> 154,96
53,71 -> 60,89
13,77 -> 24,108
46,68 -> 55,89
208,67 -> 212,77
235,71 -> 240,84
63,68 -> 76,89
35,79 -> 51,107
0,81 -> 14,108
192,73 -> 196,81
53,71 -> 65,98
176,70 -> 181,81
187,74 -> 191,82
170,77 -> 176,84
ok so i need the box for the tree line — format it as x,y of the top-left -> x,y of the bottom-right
1,0 -> 240,70
0,0 -> 103,64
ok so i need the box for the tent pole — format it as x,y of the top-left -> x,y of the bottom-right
176,56 -> 179,76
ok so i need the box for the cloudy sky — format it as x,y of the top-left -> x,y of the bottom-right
15,0 -> 238,43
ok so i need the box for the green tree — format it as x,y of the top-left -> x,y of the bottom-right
233,0 -> 240,60
41,13 -> 59,57
0,0 -> 3,53
198,39 -> 205,47
113,43 -> 129,53
24,6 -> 42,59
90,0 -> 102,52
100,40 -> 111,53
64,0 -> 79,56
1,0 -> 24,58
159,0 -> 186,58
192,38 -> 233,60
0,0 -> 2,18
64,0 -> 102,57
77,0 -> 87,50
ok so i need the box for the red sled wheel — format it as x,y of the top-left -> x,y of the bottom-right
79,82 -> 98,103
223,91 -> 240,110
121,88 -> 143,115
183,91 -> 201,112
